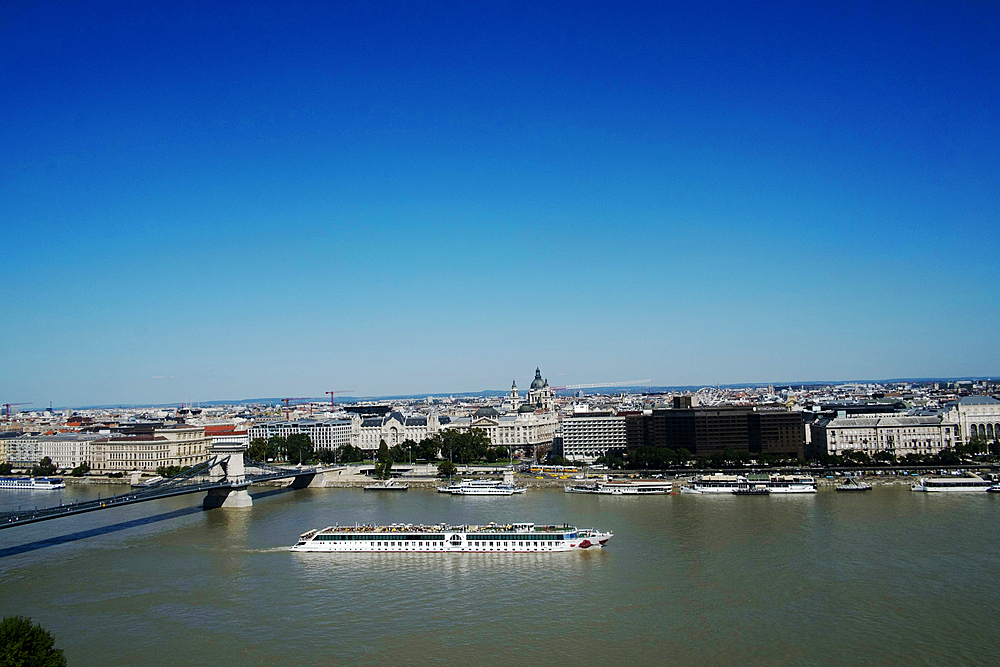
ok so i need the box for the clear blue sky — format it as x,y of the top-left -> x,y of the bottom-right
2,1 -> 998,407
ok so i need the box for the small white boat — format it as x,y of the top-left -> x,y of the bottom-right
363,480 -> 409,491
836,478 -> 872,491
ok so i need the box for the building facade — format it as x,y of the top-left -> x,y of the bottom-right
248,419 -> 353,452
626,406 -> 805,458
90,425 -> 210,473
5,433 -> 100,469
940,396 -> 1000,444
810,415 -> 955,458
559,412 -> 627,463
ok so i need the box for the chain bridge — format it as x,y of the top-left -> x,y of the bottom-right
0,443 -> 342,530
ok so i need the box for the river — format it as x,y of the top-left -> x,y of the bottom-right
1,482 -> 998,666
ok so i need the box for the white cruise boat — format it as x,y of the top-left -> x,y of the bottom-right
687,473 -> 817,494
437,479 -> 526,495
565,480 -> 672,495
292,522 -> 612,553
911,474 -> 991,492
0,477 -> 66,490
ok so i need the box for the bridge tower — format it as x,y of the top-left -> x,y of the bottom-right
203,442 -> 253,509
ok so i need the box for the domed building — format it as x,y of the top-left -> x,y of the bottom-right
527,367 -> 554,413
443,367 -> 558,458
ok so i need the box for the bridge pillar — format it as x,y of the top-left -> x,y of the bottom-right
204,442 -> 252,509
203,483 -> 253,509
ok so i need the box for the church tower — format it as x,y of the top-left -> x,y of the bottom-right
510,379 -> 521,411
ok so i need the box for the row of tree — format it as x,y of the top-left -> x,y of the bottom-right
247,429 -> 516,466
592,447 -> 805,470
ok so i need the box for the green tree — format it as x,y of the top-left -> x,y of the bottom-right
389,443 -> 409,463
286,433 -> 314,464
416,436 -> 440,461
246,437 -> 269,461
31,457 -> 57,477
437,460 -> 458,478
155,465 -> 189,478
374,440 -> 393,479
69,462 -> 90,477
0,615 -> 66,667
0,462 -> 13,475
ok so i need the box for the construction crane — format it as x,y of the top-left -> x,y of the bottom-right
280,398 -> 309,420
2,403 -> 31,421
548,380 -> 652,394
325,390 -> 354,408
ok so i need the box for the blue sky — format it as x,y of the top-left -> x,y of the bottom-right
2,1 -> 998,407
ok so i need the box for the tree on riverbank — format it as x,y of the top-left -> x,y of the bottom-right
0,615 -> 66,666
374,440 -> 393,479
31,457 -> 57,477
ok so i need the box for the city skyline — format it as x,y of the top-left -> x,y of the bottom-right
3,1 -> 998,407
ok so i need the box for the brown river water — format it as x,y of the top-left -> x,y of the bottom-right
1,482 -> 997,666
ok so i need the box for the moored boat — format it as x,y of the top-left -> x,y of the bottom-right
437,471 -> 526,495
911,474 -> 991,492
689,473 -> 817,494
565,480 -> 672,495
0,477 -> 66,490
363,480 -> 409,491
291,521 -> 612,553
836,478 -> 873,491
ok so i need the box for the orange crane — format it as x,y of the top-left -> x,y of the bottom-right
2,402 -> 31,421
325,390 -> 354,408
281,398 -> 309,420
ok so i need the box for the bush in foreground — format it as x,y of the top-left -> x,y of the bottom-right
0,615 -> 66,666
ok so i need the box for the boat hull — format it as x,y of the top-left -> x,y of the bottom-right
292,523 -> 612,553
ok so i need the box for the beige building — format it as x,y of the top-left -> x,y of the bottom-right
91,425 -> 210,473
810,415 -> 955,458
444,409 -> 557,455
940,396 -> 1000,443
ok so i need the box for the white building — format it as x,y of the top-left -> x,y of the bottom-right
248,419 -> 352,452
6,432 -> 101,469
351,412 -> 446,451
444,408 -> 557,456
810,415 -> 955,458
559,411 -> 627,463
940,396 -> 1000,444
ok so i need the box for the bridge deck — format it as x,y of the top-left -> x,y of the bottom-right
0,461 -> 333,530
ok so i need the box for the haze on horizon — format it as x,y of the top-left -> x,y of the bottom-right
2,1 -> 997,408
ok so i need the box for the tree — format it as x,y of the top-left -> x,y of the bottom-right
69,462 -> 90,477
437,460 -> 458,478
389,443 -> 409,463
31,457 -> 57,477
0,615 -> 66,667
246,437 -> 269,461
336,444 -> 366,463
374,440 -> 393,479
155,465 -> 189,478
286,433 -> 314,464
0,462 -> 12,475
416,436 -> 440,461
